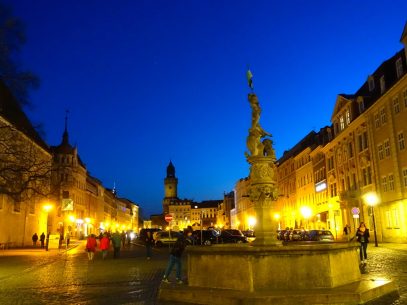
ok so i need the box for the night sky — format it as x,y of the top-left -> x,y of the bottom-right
5,1 -> 407,217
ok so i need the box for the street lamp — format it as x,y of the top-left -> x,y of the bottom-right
43,203 -> 53,251
363,192 -> 379,247
300,206 -> 312,229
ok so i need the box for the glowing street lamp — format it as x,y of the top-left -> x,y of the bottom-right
42,203 -> 54,251
248,216 -> 257,230
363,192 -> 379,247
300,206 -> 312,229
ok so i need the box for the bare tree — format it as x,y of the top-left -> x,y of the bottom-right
0,122 -> 52,202
0,2 -> 39,107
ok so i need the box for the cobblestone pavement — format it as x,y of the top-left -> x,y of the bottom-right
0,242 -> 406,305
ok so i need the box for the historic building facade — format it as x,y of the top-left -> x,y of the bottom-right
270,23 -> 407,242
0,83 -> 139,246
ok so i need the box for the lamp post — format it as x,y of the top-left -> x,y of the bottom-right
43,203 -> 53,251
364,192 -> 379,247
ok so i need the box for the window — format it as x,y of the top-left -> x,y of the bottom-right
378,144 -> 384,160
358,100 -> 365,113
393,97 -> 400,114
362,166 -> 372,186
330,183 -> 337,197
382,176 -> 388,192
396,58 -> 403,79
380,76 -> 385,94
384,140 -> 390,157
389,174 -> 395,191
374,113 -> 380,128
398,132 -> 405,151
14,201 -> 21,212
380,108 -> 387,124
403,169 -> 407,187
393,208 -> 400,228
385,211 -> 392,228
340,116 -> 345,130
327,156 -> 334,171
29,202 -> 35,214
368,76 -> 375,91
352,173 -> 357,190
404,89 -> 407,108
346,110 -> 351,125
358,132 -> 368,151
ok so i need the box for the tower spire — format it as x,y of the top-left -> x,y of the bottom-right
62,109 -> 70,145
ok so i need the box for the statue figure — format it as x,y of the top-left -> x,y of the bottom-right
246,94 -> 271,157
262,138 -> 276,161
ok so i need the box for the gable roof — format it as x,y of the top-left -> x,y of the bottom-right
0,80 -> 49,152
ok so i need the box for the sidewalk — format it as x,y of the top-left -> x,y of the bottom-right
0,239 -> 82,256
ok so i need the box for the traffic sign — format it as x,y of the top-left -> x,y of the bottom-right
164,214 -> 173,222
351,207 -> 360,215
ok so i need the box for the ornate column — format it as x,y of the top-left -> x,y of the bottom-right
245,93 -> 279,245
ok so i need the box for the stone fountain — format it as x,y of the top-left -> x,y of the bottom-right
158,92 -> 398,305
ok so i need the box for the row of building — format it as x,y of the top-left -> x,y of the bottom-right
158,24 -> 407,243
0,81 -> 139,247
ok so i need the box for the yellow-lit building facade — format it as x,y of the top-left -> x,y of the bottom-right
0,84 -> 139,246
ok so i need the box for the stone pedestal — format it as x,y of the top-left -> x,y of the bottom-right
158,243 -> 399,305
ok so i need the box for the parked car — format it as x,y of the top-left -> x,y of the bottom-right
192,230 -> 219,245
154,231 -> 182,247
138,228 -> 161,243
242,230 -> 256,242
305,230 -> 334,242
289,229 -> 307,241
220,229 -> 248,244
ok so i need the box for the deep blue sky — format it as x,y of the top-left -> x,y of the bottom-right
5,1 -> 407,217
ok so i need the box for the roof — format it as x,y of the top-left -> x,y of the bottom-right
0,80 -> 49,152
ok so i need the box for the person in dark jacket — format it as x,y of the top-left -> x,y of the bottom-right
162,229 -> 192,284
39,232 -> 45,248
32,233 -> 38,246
145,231 -> 155,259
355,222 -> 370,264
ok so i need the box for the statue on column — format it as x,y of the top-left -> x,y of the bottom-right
245,93 -> 275,160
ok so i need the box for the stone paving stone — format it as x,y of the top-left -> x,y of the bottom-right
0,242 -> 406,304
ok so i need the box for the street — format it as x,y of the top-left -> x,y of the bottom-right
0,242 -> 406,305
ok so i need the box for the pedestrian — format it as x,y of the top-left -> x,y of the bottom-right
32,233 -> 38,247
58,232 -> 63,250
85,234 -> 97,261
99,232 -> 110,259
144,231 -> 155,260
111,231 -> 122,259
39,232 -> 45,248
162,229 -> 192,284
65,231 -> 71,248
355,222 -> 370,265
121,231 -> 126,248
343,224 -> 351,241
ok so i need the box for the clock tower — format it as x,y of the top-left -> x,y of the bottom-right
163,161 -> 178,214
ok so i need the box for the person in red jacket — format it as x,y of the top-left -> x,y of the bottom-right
86,234 -> 97,261
99,232 -> 110,260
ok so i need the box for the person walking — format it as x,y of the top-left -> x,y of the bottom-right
39,232 -> 45,248
65,231 -> 71,248
356,222 -> 370,265
99,232 -> 110,260
32,233 -> 38,247
162,229 -> 192,284
145,231 -> 155,260
85,234 -> 97,261
111,231 -> 122,259
343,224 -> 351,241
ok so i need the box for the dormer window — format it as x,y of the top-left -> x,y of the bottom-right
345,110 -> 351,125
340,116 -> 345,131
368,76 -> 375,91
380,76 -> 386,94
396,58 -> 403,79
358,100 -> 365,113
